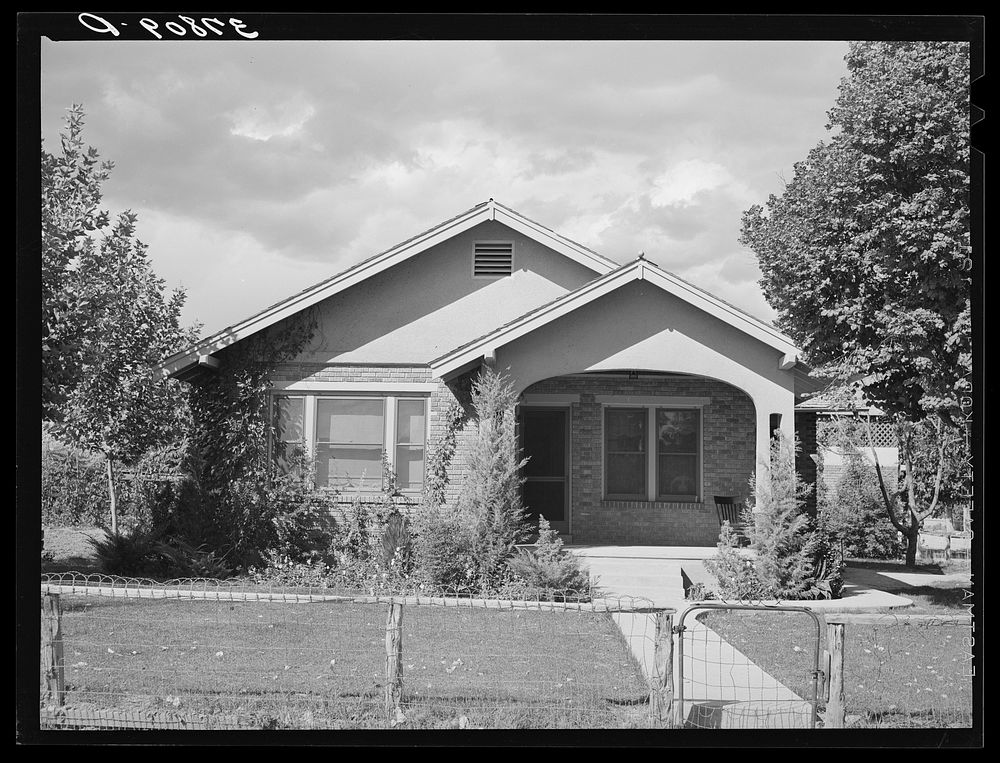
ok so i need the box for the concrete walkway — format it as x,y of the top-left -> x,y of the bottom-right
570,546 -> 923,728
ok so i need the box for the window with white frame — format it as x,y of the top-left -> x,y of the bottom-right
273,395 -> 306,474
604,408 -> 647,499
655,409 -> 699,500
272,394 -> 428,493
603,404 -> 702,502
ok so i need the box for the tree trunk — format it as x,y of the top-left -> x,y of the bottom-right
106,455 -> 118,535
904,524 -> 919,567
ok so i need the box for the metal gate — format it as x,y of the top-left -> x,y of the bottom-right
675,603 -> 823,729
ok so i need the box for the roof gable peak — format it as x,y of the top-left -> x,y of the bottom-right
157,199 -> 617,379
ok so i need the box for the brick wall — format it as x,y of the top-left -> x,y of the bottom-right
268,365 -> 758,546
270,363 -> 434,385
523,374 -> 756,546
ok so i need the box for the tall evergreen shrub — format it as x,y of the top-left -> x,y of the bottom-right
706,434 -> 843,600
455,367 -> 531,590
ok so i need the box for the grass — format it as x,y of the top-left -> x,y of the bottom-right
845,557 -> 972,576
697,607 -> 973,728
41,593 -> 654,730
42,525 -> 104,574
842,558 -> 974,615
688,556 -> 974,728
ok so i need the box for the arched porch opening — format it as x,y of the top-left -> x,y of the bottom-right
515,369 -> 759,546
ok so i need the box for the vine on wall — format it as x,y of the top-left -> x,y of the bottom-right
185,309 -> 319,564
424,397 -> 467,509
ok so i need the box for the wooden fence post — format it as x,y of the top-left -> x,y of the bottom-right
384,601 -> 404,723
825,622 -> 846,728
649,610 -> 675,726
42,593 -> 66,707
822,648 -> 832,703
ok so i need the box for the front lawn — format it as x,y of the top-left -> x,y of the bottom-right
41,592 -> 654,730
699,607 -> 973,728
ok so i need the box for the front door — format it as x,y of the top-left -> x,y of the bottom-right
519,407 -> 570,536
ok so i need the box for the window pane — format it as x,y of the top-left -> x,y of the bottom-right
395,445 -> 425,490
396,400 -> 426,445
605,409 -> 646,453
316,399 -> 384,444
274,396 -> 304,442
607,454 -> 645,496
275,442 -> 305,475
657,409 -> 698,453
659,454 -> 698,497
315,444 -> 382,490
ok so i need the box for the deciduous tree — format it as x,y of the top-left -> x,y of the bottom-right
41,105 -> 113,420
44,107 -> 195,532
739,42 -> 972,566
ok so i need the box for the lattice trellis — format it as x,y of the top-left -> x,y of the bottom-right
817,417 -> 897,450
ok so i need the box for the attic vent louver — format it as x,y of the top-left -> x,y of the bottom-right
474,241 -> 514,277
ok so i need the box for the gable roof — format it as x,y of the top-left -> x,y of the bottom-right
157,199 -> 619,380
430,255 -> 803,379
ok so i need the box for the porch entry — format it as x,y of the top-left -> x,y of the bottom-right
518,407 -> 570,535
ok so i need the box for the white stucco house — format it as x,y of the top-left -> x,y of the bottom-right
158,199 -> 829,546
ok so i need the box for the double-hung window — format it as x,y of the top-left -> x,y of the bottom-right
394,399 -> 427,491
273,395 -> 306,474
603,403 -> 703,502
604,408 -> 647,499
315,398 -> 385,491
655,409 -> 699,501
272,394 -> 428,493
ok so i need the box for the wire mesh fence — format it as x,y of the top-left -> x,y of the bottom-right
676,604 -> 822,729
39,573 -> 670,731
822,613 -> 974,729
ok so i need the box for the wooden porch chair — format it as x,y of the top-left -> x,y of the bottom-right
714,495 -> 748,544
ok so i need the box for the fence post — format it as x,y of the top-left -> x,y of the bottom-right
42,593 -> 66,707
649,610 -> 675,726
384,601 -> 404,723
822,648 -> 831,703
825,622 -> 846,728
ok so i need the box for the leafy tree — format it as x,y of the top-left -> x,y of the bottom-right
41,105 -> 113,420
44,108 -> 195,533
741,42 -> 970,423
870,416 -> 970,566
739,42 -> 971,566
820,413 -> 969,565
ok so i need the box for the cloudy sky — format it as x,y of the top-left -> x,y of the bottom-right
41,38 -> 851,338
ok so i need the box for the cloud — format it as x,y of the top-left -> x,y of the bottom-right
133,208 -> 340,336
40,38 -> 850,334
229,95 -> 316,141
650,160 -> 740,208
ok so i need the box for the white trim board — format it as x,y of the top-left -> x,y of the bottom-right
595,395 -> 710,407
520,393 -> 581,406
271,381 -> 438,393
